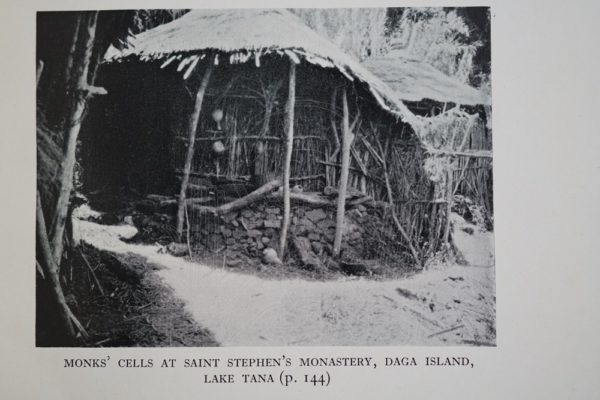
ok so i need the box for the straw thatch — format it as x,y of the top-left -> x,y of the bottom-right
363,55 -> 491,106
104,8 -> 417,125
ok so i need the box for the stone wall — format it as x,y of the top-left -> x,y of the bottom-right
190,201 -> 382,267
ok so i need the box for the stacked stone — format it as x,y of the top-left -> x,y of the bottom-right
191,202 -> 377,265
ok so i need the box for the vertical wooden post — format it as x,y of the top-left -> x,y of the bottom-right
327,87 -> 340,186
333,87 -> 353,257
374,133 -> 422,268
442,164 -> 454,247
49,12 -> 98,264
278,59 -> 296,259
227,115 -> 237,179
383,159 -> 423,268
176,58 -> 215,239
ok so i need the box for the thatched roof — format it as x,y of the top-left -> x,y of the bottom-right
104,8 -> 417,125
363,55 -> 491,106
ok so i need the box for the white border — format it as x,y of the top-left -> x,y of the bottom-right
1,0 -> 599,398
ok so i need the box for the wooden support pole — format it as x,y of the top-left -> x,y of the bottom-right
194,179 -> 283,215
254,79 -> 282,180
49,12 -> 99,264
375,136 -> 423,268
332,87 -> 353,257
278,59 -> 296,259
176,57 -> 215,239
442,165 -> 454,247
327,87 -> 340,186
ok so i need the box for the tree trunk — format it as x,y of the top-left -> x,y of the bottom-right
36,60 -> 44,86
49,12 -> 98,264
176,58 -> 215,239
278,60 -> 296,259
332,88 -> 353,257
37,192 -> 75,339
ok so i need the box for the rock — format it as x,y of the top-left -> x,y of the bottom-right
93,212 -> 121,225
295,218 -> 316,235
167,242 -> 188,257
292,236 -> 324,271
245,219 -> 262,229
264,228 -> 276,237
325,228 -> 336,240
227,258 -> 243,268
357,204 -> 367,213
222,212 -> 238,223
308,232 -> 321,241
343,221 -> 359,235
349,231 -> 362,241
461,226 -> 474,235
341,259 -> 383,277
247,229 -> 262,238
340,260 -> 368,276
206,235 -> 225,250
263,219 -> 281,229
265,207 -> 280,215
261,236 -> 270,244
232,230 -> 246,239
241,209 -> 254,219
256,241 -> 265,250
311,241 -> 323,254
262,248 -> 282,265
316,219 -> 335,230
231,220 -> 239,228
348,208 -> 363,219
305,208 -> 327,223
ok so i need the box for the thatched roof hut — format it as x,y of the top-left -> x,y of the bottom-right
364,52 -> 493,221
362,54 -> 491,107
105,8 -> 417,124
83,9 -> 459,267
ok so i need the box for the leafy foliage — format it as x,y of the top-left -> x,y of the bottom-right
131,9 -> 189,34
387,8 -> 481,83
290,8 -> 388,61
292,7 -> 490,88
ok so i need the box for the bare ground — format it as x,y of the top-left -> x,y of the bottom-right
74,206 -> 496,347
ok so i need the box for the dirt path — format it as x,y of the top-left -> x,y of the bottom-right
75,212 -> 495,346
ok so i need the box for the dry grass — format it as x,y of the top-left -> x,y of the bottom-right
61,244 -> 219,347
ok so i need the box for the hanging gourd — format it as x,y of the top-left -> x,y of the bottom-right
212,140 -> 225,154
212,108 -> 224,130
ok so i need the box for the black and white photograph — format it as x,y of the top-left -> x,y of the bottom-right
35,7 -> 494,347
